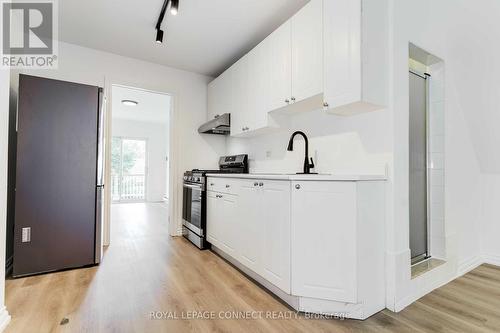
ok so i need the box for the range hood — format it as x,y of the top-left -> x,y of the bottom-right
198,113 -> 230,135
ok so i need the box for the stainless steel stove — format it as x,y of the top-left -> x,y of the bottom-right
182,154 -> 248,249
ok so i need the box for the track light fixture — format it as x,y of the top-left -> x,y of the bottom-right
155,0 -> 179,44
170,0 -> 179,15
156,29 -> 164,44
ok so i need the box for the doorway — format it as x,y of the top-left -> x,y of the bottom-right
111,137 -> 148,202
107,84 -> 171,245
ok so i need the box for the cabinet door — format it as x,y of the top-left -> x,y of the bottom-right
323,0 -> 361,108
249,41 -> 271,130
236,181 -> 261,272
261,181 -> 291,293
207,69 -> 233,121
291,0 -> 323,103
219,193 -> 238,257
230,56 -> 251,136
206,191 -> 222,247
268,20 -> 292,111
291,181 -> 358,303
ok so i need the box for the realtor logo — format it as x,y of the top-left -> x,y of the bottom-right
1,0 -> 58,68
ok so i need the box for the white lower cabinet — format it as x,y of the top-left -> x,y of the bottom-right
206,177 -> 385,319
236,181 -> 261,271
207,178 -> 291,293
206,191 -> 238,257
291,181 -> 357,303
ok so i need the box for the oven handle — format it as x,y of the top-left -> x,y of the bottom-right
183,183 -> 203,190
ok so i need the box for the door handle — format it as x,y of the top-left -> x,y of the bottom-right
183,183 -> 202,190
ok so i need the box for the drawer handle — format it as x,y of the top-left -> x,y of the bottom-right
259,182 -> 264,187
254,182 -> 259,186
295,184 -> 301,190
225,184 -> 230,188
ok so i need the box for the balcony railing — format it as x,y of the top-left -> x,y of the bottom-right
112,174 -> 145,201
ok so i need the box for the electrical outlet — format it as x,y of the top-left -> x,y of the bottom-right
22,227 -> 31,243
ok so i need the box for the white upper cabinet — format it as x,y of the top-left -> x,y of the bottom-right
230,57 -> 251,136
291,0 -> 323,104
206,0 -> 386,136
268,21 -> 292,111
323,0 -> 361,111
207,69 -> 232,121
323,0 -> 387,115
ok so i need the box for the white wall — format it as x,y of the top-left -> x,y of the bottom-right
9,41 -> 227,239
387,0 -> 484,311
0,69 -> 11,329
226,108 -> 392,176
112,119 -> 168,202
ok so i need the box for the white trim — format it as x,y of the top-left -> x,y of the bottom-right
482,254 -> 500,267
0,307 -> 11,332
457,255 -> 483,276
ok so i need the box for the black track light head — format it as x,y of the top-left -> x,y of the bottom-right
156,29 -> 164,44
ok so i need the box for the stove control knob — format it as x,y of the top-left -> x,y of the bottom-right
195,177 -> 201,182
183,176 -> 187,180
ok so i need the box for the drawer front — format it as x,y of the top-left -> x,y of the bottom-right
207,177 -> 237,194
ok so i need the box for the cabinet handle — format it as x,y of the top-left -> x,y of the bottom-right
323,102 -> 329,108
253,182 -> 259,186
225,184 -> 230,188
210,183 -> 215,186
291,97 -> 296,102
241,127 -> 245,131
285,99 -> 290,104
295,184 -> 301,190
259,182 -> 264,187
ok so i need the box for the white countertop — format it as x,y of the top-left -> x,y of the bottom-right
206,173 -> 387,181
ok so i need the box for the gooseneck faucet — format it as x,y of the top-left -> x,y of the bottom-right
287,131 -> 316,174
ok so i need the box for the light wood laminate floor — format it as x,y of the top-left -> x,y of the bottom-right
5,203 -> 500,332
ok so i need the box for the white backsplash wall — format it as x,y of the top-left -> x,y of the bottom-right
226,107 -> 392,175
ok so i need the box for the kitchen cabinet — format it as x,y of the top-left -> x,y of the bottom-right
206,0 -> 387,131
207,178 -> 291,293
207,175 -> 386,320
260,181 -> 291,293
268,21 -> 292,111
207,68 -> 232,121
230,56 -> 251,136
236,181 -> 261,271
290,0 -> 323,104
291,181 -> 357,302
206,191 -> 238,257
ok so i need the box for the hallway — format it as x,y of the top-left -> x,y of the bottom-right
4,203 -> 500,332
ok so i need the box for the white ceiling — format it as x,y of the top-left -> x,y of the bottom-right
112,86 -> 171,124
59,0 -> 309,76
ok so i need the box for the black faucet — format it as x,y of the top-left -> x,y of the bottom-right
287,131 -> 316,174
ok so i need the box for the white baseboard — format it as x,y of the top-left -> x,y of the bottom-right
458,255 -> 483,276
482,254 -> 500,266
0,307 -> 11,332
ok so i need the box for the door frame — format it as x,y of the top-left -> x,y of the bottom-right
105,83 -> 176,246
111,136 -> 149,203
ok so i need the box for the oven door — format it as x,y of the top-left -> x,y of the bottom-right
182,182 -> 204,236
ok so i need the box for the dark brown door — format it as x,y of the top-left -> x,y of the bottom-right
13,75 -> 99,276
